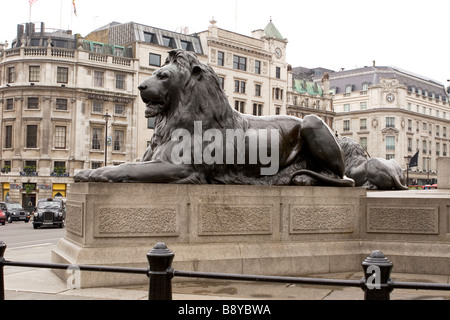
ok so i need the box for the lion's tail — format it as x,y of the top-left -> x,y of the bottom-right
290,169 -> 355,187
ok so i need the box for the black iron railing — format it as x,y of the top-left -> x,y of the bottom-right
1,241 -> 450,300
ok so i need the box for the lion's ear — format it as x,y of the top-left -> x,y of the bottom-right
192,65 -> 203,81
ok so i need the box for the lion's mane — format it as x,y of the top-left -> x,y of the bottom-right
151,50 -> 248,149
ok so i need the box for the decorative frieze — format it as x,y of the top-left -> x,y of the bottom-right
367,206 -> 438,234
289,205 -> 354,234
198,204 -> 272,235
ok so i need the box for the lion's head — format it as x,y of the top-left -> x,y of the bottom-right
138,49 -> 232,122
337,136 -> 368,168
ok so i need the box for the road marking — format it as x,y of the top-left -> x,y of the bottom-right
7,243 -> 54,250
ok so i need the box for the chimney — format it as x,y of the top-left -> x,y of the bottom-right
373,60 -> 376,67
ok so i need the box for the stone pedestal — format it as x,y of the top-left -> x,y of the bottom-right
438,158 -> 450,189
52,183 -> 450,288
52,183 -> 365,287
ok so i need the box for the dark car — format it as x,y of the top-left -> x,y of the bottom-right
2,202 -> 30,223
33,198 -> 66,229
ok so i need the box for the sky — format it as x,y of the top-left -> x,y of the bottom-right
1,0 -> 450,86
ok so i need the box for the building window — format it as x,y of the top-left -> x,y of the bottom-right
345,85 -> 353,94
360,101 -> 367,110
57,67 -> 68,83
92,162 -> 102,169
234,100 -> 245,113
91,128 -> 102,150
386,136 -> 395,150
255,84 -> 261,97
233,55 -> 247,71
56,99 -> 68,111
26,125 -> 38,148
274,88 -> 283,100
255,60 -> 261,74
217,51 -> 224,66
149,53 -> 161,67
444,144 -> 448,156
436,143 -> 440,156
6,99 -> 14,111
54,126 -> 66,149
275,107 -> 280,115
253,103 -> 263,116
27,97 -> 39,110
275,67 -> 281,79
360,137 -> 368,151
180,40 -> 193,51
344,104 -> 350,112
422,140 -> 427,154
147,117 -> 156,129
386,117 -> 395,128
386,154 -> 395,160
114,104 -> 125,116
407,119 -> 412,131
113,129 -> 125,152
444,127 -> 447,137
94,71 -> 104,87
343,120 -> 350,131
407,138 -> 412,152
116,74 -> 125,90
7,67 -> 15,83
436,125 -> 440,136
218,77 -> 225,89
362,83 -> 369,92
114,47 -> 124,57
162,36 -> 176,48
360,119 -> 367,130
144,32 -> 158,44
29,66 -> 40,82
234,80 -> 246,93
93,102 -> 103,113
93,43 -> 103,53
5,125 -> 12,149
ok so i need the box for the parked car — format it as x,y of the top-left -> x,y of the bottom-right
1,202 -> 30,223
32,198 -> 66,229
0,210 -> 5,226
0,202 -> 6,225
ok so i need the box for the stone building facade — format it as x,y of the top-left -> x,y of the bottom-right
0,22 -> 138,209
328,66 -> 450,185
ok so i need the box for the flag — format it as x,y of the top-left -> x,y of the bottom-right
29,0 -> 39,5
409,150 -> 419,167
73,0 -> 77,16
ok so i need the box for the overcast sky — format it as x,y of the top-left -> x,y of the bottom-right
1,0 -> 450,86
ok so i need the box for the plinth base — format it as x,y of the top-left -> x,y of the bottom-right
52,183 -> 450,288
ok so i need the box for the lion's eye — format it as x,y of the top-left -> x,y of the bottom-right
157,73 -> 169,80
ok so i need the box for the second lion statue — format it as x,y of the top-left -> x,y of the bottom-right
74,49 -> 354,187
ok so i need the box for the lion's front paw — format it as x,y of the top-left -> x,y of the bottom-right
291,174 -> 318,186
74,169 -> 94,182
88,166 -> 125,182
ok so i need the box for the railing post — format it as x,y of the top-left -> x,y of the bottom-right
0,241 -> 6,301
146,242 -> 174,300
361,250 -> 393,300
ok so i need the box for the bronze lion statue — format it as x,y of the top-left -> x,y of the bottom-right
74,49 -> 354,187
338,136 -> 408,190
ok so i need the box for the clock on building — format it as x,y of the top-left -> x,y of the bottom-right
386,93 -> 395,103
275,47 -> 282,59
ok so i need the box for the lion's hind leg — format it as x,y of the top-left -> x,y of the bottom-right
300,115 -> 346,179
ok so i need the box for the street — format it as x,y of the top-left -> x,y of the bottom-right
0,221 -> 65,264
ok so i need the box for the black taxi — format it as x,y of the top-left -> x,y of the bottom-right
32,197 -> 66,229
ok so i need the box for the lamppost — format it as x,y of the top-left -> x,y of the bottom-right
103,110 -> 111,167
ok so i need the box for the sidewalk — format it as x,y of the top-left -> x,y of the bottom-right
4,266 -> 450,300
